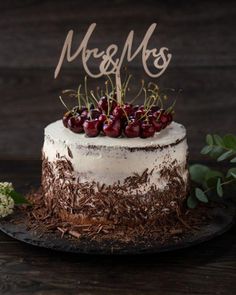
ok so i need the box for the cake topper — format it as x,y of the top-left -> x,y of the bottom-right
54,23 -> 172,104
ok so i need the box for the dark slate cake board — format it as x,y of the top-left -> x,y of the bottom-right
0,202 -> 235,255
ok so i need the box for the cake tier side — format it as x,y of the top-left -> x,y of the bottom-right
42,120 -> 189,226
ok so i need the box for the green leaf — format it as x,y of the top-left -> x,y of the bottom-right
223,134 -> 236,150
206,134 -> 213,145
216,178 -> 223,197
201,146 -> 213,155
187,195 -> 198,209
195,188 -> 208,203
226,167 -> 236,178
205,170 -> 224,181
213,134 -> 224,146
209,146 -> 224,159
231,172 -> 236,179
189,164 -> 210,185
217,150 -> 235,162
230,157 -> 236,163
9,190 -> 29,205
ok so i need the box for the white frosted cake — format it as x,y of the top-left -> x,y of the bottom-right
42,120 -> 189,226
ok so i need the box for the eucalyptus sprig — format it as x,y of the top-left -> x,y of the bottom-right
187,134 -> 236,208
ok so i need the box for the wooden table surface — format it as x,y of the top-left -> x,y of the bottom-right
0,160 -> 236,295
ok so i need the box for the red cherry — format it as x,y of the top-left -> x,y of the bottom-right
150,105 -> 160,113
81,109 -> 88,117
131,104 -> 140,115
103,117 -> 121,138
73,106 -> 87,114
149,115 -> 163,132
83,119 -> 100,137
123,103 -> 133,116
98,113 -> 107,123
98,96 -> 117,113
98,96 -> 108,112
90,108 -> 101,119
62,111 -> 73,128
167,113 -> 173,125
124,120 -> 140,138
140,121 -> 155,138
135,109 -> 145,120
160,113 -> 169,128
112,105 -> 124,118
67,115 -> 85,133
98,113 -> 107,131
153,109 -> 164,119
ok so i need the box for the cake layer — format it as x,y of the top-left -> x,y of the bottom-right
42,120 -> 189,225
43,120 -> 188,191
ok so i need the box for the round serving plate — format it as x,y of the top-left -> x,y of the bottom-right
0,201 -> 235,255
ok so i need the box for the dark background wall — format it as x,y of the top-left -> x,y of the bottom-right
0,0 -> 235,161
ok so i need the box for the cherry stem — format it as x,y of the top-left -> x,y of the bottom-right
77,84 -> 82,110
129,80 -> 144,104
121,105 -> 130,124
84,76 -> 91,118
105,80 -> 110,116
59,95 -> 70,111
90,90 -> 99,105
106,75 -> 115,99
123,74 -> 132,102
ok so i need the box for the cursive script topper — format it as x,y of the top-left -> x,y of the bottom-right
54,23 -> 172,103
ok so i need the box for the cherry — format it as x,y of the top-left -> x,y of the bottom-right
112,105 -> 124,118
159,113 -> 169,128
124,119 -> 140,138
135,109 -> 145,120
123,103 -> 133,116
98,113 -> 107,123
62,111 -> 73,128
103,117 -> 121,138
90,108 -> 101,119
98,96 -> 107,112
140,121 -> 155,138
67,115 -> 85,133
150,105 -> 160,113
83,119 -> 100,137
73,106 -> 87,115
131,104 -> 139,115
167,113 -> 173,125
153,109 -> 164,119
98,96 -> 116,113
81,109 -> 88,117
149,115 -> 163,132
98,113 -> 107,131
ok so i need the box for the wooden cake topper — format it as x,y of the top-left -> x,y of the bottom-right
54,23 -> 172,103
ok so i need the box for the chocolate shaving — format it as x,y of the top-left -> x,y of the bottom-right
23,189 -> 211,245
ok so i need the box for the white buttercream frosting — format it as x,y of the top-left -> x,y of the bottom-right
43,120 -> 188,194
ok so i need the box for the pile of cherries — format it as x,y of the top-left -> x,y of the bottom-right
62,96 -> 173,138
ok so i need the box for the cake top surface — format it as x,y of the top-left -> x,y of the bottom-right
45,120 -> 186,148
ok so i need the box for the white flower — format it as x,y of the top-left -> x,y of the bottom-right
0,182 -> 14,195
0,193 -> 14,218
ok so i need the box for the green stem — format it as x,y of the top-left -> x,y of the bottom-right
59,96 -> 69,111
204,178 -> 236,194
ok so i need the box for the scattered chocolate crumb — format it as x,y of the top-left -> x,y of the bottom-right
67,147 -> 73,158
22,189 -> 212,245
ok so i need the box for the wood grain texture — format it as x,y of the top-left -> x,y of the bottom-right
0,0 -> 236,159
0,67 -> 236,160
0,160 -> 236,295
0,0 -> 235,68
